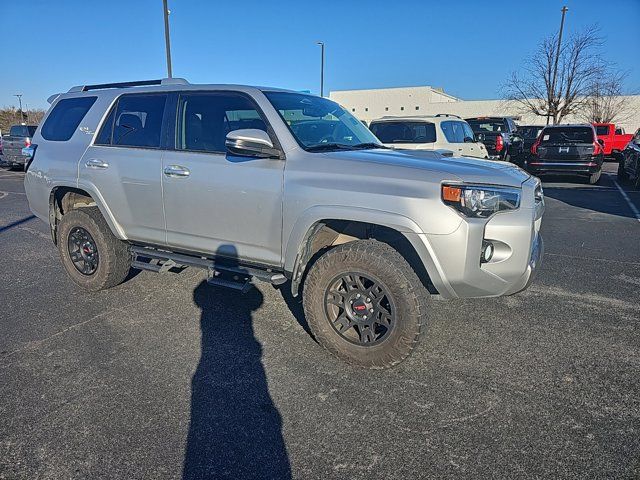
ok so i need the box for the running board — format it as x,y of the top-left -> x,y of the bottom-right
131,246 -> 287,292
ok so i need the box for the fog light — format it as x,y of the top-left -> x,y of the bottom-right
481,241 -> 494,263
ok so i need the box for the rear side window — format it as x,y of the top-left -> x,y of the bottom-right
369,121 -> 436,144
176,92 -> 268,153
540,127 -> 594,144
440,121 -> 468,143
41,97 -> 97,141
99,94 -> 168,148
595,125 -> 609,136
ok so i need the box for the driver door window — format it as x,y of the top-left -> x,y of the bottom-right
176,93 -> 268,154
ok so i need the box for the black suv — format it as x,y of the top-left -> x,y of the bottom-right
465,116 -> 523,162
527,124 -> 604,184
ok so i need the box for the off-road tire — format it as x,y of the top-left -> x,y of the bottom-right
57,207 -> 131,291
617,159 -> 628,183
303,239 -> 428,369
588,169 -> 601,185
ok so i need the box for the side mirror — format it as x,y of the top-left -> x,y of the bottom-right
463,136 -> 475,143
225,129 -> 280,158
597,139 -> 605,147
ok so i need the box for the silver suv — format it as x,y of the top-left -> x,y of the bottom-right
24,78 -> 544,368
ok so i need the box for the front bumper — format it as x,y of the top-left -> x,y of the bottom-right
409,176 -> 544,299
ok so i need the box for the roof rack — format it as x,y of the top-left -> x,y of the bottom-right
67,78 -> 189,93
435,113 -> 461,119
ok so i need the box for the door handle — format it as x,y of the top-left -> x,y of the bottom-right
164,165 -> 190,178
85,158 -> 109,169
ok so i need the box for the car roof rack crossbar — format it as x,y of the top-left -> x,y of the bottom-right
435,113 -> 461,119
67,78 -> 189,93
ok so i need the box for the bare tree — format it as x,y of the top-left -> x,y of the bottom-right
504,25 -> 611,124
581,70 -> 632,124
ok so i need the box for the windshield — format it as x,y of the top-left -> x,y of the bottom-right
518,126 -> 543,139
264,92 -> 382,151
369,121 -> 436,144
540,127 -> 594,144
466,119 -> 508,133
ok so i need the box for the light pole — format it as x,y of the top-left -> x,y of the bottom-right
547,6 -> 568,125
14,94 -> 23,123
316,41 -> 324,97
162,0 -> 173,78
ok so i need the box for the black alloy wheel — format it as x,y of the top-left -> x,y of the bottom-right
324,272 -> 396,346
67,226 -> 99,275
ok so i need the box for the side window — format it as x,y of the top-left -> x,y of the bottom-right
462,122 -> 475,141
177,92 -> 268,153
112,94 -> 167,148
441,121 -> 465,143
95,107 -> 116,145
41,96 -> 97,141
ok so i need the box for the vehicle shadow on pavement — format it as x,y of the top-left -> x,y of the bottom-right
542,177 -> 639,219
183,279 -> 292,480
0,214 -> 35,233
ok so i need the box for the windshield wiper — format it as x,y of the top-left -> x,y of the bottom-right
306,143 -> 356,152
350,142 -> 389,150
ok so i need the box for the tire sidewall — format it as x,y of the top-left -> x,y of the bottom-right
58,209 -> 118,291
304,242 -> 424,367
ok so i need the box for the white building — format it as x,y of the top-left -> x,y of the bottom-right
329,86 -> 640,133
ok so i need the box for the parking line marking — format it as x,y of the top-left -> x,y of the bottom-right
610,175 -> 640,223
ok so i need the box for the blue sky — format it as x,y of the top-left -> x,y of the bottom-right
2,0 -> 638,109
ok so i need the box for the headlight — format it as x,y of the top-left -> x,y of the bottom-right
441,184 -> 520,218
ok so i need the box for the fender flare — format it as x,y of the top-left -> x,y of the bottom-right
284,205 -> 449,296
51,181 -> 127,241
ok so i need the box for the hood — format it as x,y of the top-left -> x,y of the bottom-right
321,148 -> 530,188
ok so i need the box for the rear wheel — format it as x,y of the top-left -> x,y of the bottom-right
303,239 -> 427,369
57,207 -> 131,291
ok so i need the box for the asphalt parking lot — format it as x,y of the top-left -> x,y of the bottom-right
1,163 -> 639,479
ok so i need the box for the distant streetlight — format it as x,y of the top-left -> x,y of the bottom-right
548,6 -> 568,125
316,41 -> 325,97
163,0 -> 173,78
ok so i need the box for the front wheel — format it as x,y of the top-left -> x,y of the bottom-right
303,239 -> 428,368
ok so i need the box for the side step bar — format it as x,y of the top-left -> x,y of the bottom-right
131,246 -> 287,292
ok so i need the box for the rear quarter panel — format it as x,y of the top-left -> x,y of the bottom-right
24,93 -> 114,223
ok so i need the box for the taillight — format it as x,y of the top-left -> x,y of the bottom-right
593,142 -> 601,155
531,138 -> 540,155
495,135 -> 504,153
24,138 -> 31,147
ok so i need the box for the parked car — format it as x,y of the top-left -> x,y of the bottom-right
465,116 -> 523,162
593,123 -> 633,161
24,78 -> 544,368
368,115 -> 488,158
617,128 -> 640,187
527,124 -> 604,184
513,125 -> 544,166
2,124 -> 37,169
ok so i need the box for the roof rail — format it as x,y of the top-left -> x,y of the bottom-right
435,113 -> 461,119
67,78 -> 189,93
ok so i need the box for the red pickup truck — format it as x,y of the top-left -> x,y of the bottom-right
593,123 -> 633,160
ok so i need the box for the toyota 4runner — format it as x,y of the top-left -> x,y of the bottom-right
24,78 -> 544,368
